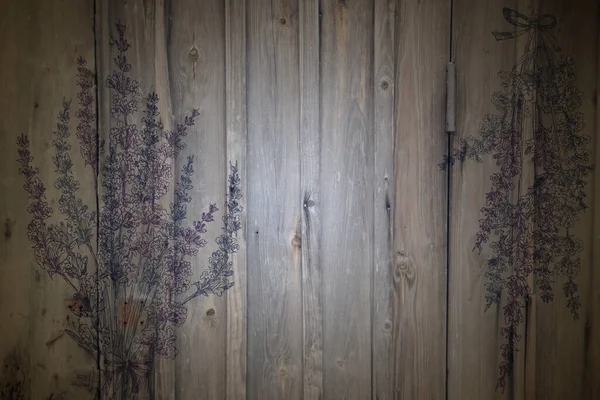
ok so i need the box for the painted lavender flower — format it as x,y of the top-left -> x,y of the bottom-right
17,22 -> 242,399
442,8 -> 593,392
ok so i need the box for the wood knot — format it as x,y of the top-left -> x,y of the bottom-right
206,308 -> 215,316
380,80 -> 390,91
303,199 -> 315,208
336,359 -> 345,368
292,234 -> 301,249
188,47 -> 199,62
393,250 -> 415,284
279,18 -> 286,25
383,320 -> 392,331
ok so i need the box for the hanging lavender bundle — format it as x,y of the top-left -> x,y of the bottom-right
17,22 -> 242,399
442,8 -> 593,391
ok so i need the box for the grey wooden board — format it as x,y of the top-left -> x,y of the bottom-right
246,0 -> 304,399
387,0 -> 451,398
165,1 -> 229,399
225,0 -> 249,398
319,0 -> 374,398
299,0 -> 323,399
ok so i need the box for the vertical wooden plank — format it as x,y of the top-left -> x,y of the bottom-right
448,1 -> 519,398
449,1 -> 599,399
164,1 -> 228,399
0,1 -> 35,397
391,0 -> 450,398
319,1 -> 373,398
1,0 -> 97,398
587,19 -> 600,399
299,1 -> 322,399
372,0 -> 396,398
95,1 -> 176,398
225,0 -> 248,398
246,0 -> 303,398
532,1 -> 599,399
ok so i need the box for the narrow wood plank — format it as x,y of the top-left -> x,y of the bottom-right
391,0 -> 450,398
225,0 -> 248,398
0,0 -> 98,398
586,17 -> 600,399
448,1 -> 520,398
299,0 -> 323,399
164,1 -> 228,399
246,0 -> 303,398
0,1 -> 36,397
372,0 -> 396,398
320,1 -> 373,398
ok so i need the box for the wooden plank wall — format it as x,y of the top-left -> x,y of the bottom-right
0,0 -> 599,399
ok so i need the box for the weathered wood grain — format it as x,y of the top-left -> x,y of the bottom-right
391,0 -> 450,398
0,0 -> 97,398
449,1 -> 528,398
225,0 -> 248,398
95,1 -> 176,398
165,1 -> 228,399
587,19 -> 600,400
532,2 -> 599,399
299,1 -> 323,399
246,0 -> 303,399
0,2 -> 37,397
372,0 -> 396,398
319,0 -> 374,398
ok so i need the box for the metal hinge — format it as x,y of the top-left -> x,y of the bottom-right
446,62 -> 456,133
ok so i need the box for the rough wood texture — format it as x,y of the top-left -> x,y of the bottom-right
166,1 -> 228,399
372,0 -> 396,398
588,21 -> 600,400
225,0 -> 248,398
246,0 -> 303,399
299,1 -> 323,399
391,0 -> 450,398
532,2 -> 599,399
0,1 -> 97,399
319,1 -> 374,398
448,2 -> 517,397
449,1 -> 600,399
2,0 -> 600,399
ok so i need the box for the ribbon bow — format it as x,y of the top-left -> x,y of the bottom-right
104,353 -> 152,389
492,8 -> 560,51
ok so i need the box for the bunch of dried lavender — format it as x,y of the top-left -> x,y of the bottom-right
17,22 -> 242,399
442,8 -> 593,391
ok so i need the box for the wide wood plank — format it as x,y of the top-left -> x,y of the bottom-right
164,1 -> 229,399
0,0 -> 97,398
391,0 -> 450,398
95,1 -> 177,398
531,2 -> 599,399
0,2 -> 37,398
320,0 -> 374,398
448,1 -> 523,398
246,0 -> 303,398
